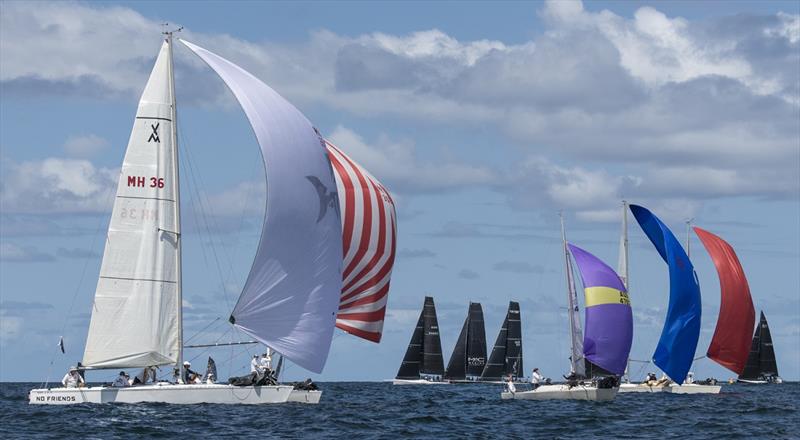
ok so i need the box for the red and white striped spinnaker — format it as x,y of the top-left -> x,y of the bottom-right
325,140 -> 397,343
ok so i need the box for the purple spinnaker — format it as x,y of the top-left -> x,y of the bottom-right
569,243 -> 633,375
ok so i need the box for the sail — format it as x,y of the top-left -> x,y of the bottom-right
480,301 -> 523,380
693,226 -> 756,375
445,302 -> 487,379
629,204 -> 701,384
560,215 -> 585,377
568,244 -> 633,376
739,312 -> 779,379
182,41 -> 342,373
83,41 -> 180,369
396,307 -> 424,379
422,297 -> 445,376
326,140 -> 397,343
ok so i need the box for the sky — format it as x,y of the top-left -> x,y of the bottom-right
0,0 -> 798,383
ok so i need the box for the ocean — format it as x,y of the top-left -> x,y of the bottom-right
2,382 -> 798,438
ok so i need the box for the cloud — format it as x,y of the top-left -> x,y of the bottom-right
56,247 -> 100,259
63,134 -> 109,157
0,243 -> 55,262
397,248 -> 436,259
493,261 -> 546,274
458,269 -> 480,279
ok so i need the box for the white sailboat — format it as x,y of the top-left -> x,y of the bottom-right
29,30 -> 396,405
502,214 -> 622,402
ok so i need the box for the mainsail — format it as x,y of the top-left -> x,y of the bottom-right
739,311 -> 780,380
326,140 -> 397,343
568,244 -> 633,376
693,226 -> 755,375
182,40 -> 343,373
444,302 -> 487,380
480,301 -> 523,381
395,296 -> 445,379
629,204 -> 701,384
83,40 -> 181,369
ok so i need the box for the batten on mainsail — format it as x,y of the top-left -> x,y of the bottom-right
326,140 -> 397,343
83,40 -> 180,369
629,204 -> 701,384
693,226 -> 755,375
181,40 -> 342,374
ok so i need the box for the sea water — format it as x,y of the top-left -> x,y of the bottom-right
2,382 -> 798,438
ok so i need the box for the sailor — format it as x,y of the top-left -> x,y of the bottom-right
61,366 -> 85,388
250,354 -> 261,374
112,371 -> 131,387
260,351 -> 272,371
685,372 -> 694,384
644,372 -> 657,385
134,365 -> 158,385
531,367 -> 543,390
182,361 -> 200,384
505,374 -> 516,394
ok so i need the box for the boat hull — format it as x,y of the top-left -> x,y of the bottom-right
29,384 -> 293,405
501,384 -> 618,401
392,379 -> 449,385
288,389 -> 322,404
618,383 -> 721,394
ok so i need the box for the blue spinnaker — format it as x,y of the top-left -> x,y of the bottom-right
630,204 -> 701,384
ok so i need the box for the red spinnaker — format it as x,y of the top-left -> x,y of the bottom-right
694,226 -> 755,374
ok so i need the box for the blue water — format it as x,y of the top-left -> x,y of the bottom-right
2,382 -> 798,438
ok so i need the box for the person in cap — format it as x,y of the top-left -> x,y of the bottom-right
250,354 -> 261,374
504,374 -> 516,394
182,361 -> 200,384
112,371 -> 131,387
61,366 -> 85,388
531,368 -> 543,390
260,351 -> 272,372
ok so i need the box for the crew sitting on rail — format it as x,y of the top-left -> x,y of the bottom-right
61,366 -> 85,388
112,371 -> 131,387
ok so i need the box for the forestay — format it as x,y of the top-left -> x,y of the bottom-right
181,40 -> 343,373
83,41 -> 180,369
326,140 -> 397,343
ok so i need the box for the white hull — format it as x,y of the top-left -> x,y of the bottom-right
392,379 -> 449,385
288,389 -> 322,404
618,383 -> 721,394
501,384 -> 618,401
29,383 -> 293,405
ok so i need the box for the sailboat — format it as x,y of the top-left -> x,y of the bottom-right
29,31 -> 396,405
444,302 -> 487,383
480,301 -> 524,383
393,296 -> 448,385
502,214 -> 632,401
738,312 -> 782,384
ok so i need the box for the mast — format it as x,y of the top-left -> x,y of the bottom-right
165,28 -> 183,381
618,200 -> 631,381
560,212 -> 583,376
685,218 -> 693,257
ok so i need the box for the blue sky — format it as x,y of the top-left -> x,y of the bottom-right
1,0 -> 798,383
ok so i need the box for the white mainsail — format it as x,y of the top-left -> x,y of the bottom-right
181,40 -> 343,374
83,41 -> 181,368
560,213 -> 585,377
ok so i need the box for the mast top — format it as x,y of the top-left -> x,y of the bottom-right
161,23 -> 184,38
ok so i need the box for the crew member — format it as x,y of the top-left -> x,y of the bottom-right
112,371 -> 131,387
183,361 -> 200,384
505,374 -> 516,394
685,372 -> 694,384
61,366 -> 85,388
531,367 -> 543,390
250,354 -> 261,374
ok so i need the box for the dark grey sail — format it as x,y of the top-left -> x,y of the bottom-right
480,301 -> 523,381
396,303 -> 425,380
739,311 -> 779,381
421,296 -> 445,376
445,302 -> 487,380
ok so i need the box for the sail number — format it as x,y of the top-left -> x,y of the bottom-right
127,176 -> 165,188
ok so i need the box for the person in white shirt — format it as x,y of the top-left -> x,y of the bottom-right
250,355 -> 261,374
685,372 -> 694,384
531,368 -> 543,389
112,371 -> 131,387
61,366 -> 85,388
505,374 -> 516,394
260,351 -> 272,371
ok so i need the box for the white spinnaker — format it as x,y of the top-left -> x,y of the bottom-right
181,40 -> 342,373
83,41 -> 180,368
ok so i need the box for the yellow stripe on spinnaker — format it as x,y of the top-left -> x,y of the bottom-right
585,286 -> 630,307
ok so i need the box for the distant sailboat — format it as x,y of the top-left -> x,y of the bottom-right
503,214 -> 629,401
394,297 -> 447,385
480,301 -> 523,382
738,312 -> 782,384
445,302 -> 487,383
30,31 -> 395,405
